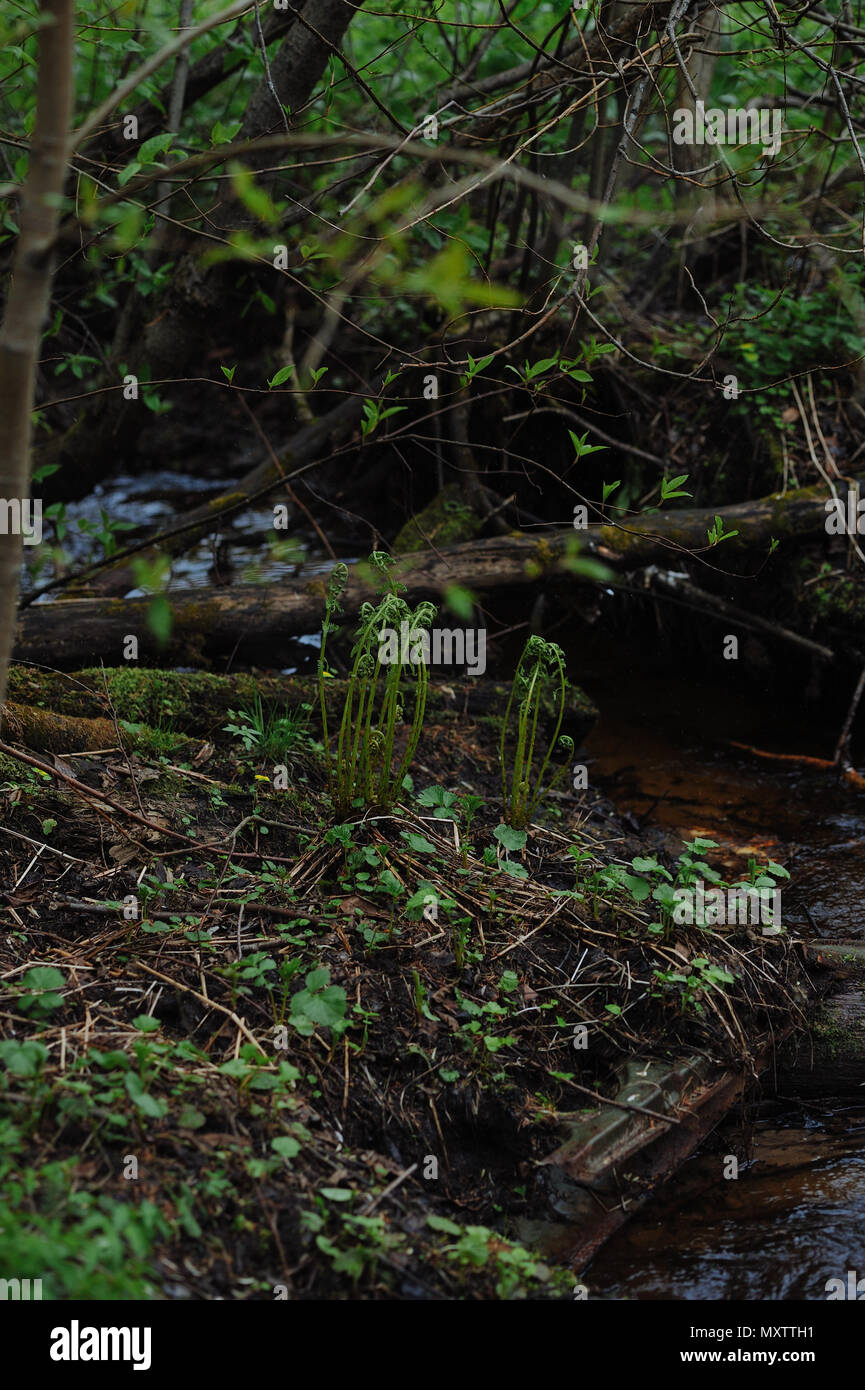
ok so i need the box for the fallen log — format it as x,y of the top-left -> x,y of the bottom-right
15,477 -> 853,668
0,701 -> 122,753
777,942 -> 865,1097
3,667 -> 598,744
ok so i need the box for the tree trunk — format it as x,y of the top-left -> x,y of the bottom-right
0,0 -> 74,717
40,0 -> 364,496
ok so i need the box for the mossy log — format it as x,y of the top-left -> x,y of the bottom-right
4,666 -> 598,746
777,943 -> 865,1096
777,990 -> 865,1096
16,476 -> 850,668
391,483 -> 484,554
0,701 -> 124,753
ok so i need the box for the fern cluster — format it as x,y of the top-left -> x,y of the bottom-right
318,553 -> 436,815
500,636 -> 573,829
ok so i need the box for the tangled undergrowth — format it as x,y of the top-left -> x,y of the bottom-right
0,661 -> 810,1300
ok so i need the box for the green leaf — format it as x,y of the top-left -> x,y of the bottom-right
417,785 -> 456,811
305,967 -> 330,992
494,824 -> 527,852
147,595 -> 172,646
659,473 -> 692,502
268,364 -> 293,389
300,988 -> 347,1026
499,859 -> 528,880
124,1072 -> 167,1118
652,882 -> 677,908
20,966 -> 65,991
427,1214 -> 462,1235
210,119 -> 241,146
0,1040 -> 48,1077
116,161 -> 141,187
229,162 -> 280,227
400,831 -> 437,854
632,856 -> 666,874
568,428 -> 607,458
460,351 -> 494,385
177,1105 -> 206,1130
621,873 -> 650,901
290,970 -> 347,1030
219,1058 -> 251,1077
272,1136 -> 300,1159
139,133 -> 174,163
525,355 -> 559,380
132,1015 -> 161,1032
443,584 -> 477,621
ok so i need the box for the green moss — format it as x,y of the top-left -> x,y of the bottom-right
6,668 -> 598,748
6,667 -> 277,732
810,1002 -> 865,1062
121,724 -> 194,757
392,484 -> 483,554
811,1008 -> 845,1058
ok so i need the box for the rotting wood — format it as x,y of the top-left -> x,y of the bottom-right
15,477 -> 856,668
517,1039 -> 788,1271
0,702 -> 123,754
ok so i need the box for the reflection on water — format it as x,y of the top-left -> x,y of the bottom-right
585,1107 -> 865,1300
24,472 -> 331,596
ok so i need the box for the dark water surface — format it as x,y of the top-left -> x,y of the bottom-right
574,654 -> 865,1300
585,1103 -> 865,1300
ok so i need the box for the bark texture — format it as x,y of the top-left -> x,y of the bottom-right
0,0 -> 75,717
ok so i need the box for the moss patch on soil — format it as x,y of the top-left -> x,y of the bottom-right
4,666 -> 598,754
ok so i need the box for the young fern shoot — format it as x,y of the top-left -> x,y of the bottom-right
318,561 -> 349,797
318,553 -> 436,815
500,636 -> 574,829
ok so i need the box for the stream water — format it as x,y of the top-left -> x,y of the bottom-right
583,1101 -> 865,1300
25,472 -> 321,599
575,652 -> 865,1301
